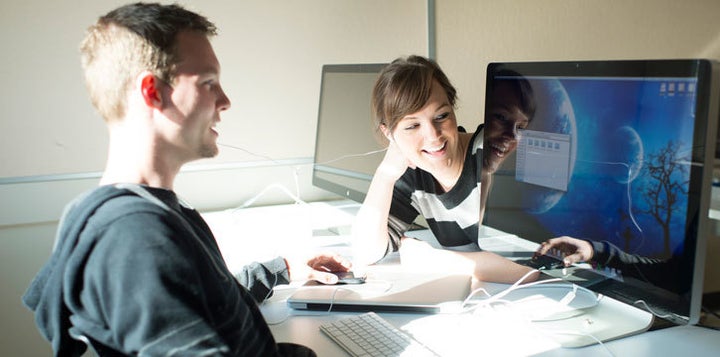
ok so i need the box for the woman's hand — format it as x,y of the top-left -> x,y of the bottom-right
376,140 -> 413,181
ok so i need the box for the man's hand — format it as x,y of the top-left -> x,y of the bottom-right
535,236 -> 594,266
285,252 -> 352,284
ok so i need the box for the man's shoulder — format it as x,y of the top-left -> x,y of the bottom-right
68,185 -> 159,217
78,187 -> 189,252
70,185 -> 137,206
64,185 -> 172,236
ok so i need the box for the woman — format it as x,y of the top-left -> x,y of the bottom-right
351,55 -> 536,283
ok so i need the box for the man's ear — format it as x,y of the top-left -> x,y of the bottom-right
139,73 -> 162,108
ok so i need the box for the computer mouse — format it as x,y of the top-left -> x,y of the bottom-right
333,271 -> 366,285
521,255 -> 566,270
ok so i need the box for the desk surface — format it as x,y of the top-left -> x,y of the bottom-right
261,274 -> 720,356
204,201 -> 720,356
265,230 -> 718,356
262,299 -> 719,356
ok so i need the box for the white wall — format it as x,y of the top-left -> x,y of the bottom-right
0,0 -> 429,215
435,0 -> 720,125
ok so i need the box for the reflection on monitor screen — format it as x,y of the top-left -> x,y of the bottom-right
312,64 -> 387,203
484,60 -> 719,326
516,129 -> 571,191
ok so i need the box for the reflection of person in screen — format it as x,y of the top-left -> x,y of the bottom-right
351,55 -> 537,283
481,70 -> 536,219
536,235 -> 693,293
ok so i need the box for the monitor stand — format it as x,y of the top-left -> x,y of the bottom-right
465,280 -> 655,348
398,287 -> 655,354
532,294 -> 654,347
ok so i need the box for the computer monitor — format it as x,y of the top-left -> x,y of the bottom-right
312,63 -> 387,203
483,59 -> 719,326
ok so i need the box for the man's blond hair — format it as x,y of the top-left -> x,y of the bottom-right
79,3 -> 216,122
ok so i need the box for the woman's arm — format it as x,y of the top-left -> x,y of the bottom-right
351,142 -> 410,266
399,237 -> 539,283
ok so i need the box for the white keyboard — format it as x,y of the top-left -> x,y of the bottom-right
319,312 -> 439,357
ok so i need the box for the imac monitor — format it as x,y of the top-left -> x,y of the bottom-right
483,59 -> 719,325
312,63 -> 387,203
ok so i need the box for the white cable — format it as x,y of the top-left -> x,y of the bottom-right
281,278 -> 394,316
219,142 -> 307,210
235,183 -> 307,210
469,277 -> 611,355
326,286 -> 347,314
559,284 -> 578,305
478,271 -> 562,306
262,273 -> 292,325
292,167 -> 302,204
325,280 -> 393,314
576,159 -> 644,244
452,270 -> 564,314
633,299 -> 687,321
219,142 -> 386,210
218,142 -> 283,164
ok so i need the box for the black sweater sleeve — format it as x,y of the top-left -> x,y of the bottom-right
589,240 -> 687,292
234,257 -> 290,303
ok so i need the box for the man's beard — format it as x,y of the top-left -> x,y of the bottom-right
199,142 -> 219,158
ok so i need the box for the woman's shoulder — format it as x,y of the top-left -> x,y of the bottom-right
461,125 -> 483,154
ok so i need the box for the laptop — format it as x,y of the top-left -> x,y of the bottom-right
286,267 -> 472,313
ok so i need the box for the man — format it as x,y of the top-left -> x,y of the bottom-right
23,3 -> 348,356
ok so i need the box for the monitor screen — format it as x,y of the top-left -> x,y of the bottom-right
312,63 -> 387,203
483,59 -> 719,325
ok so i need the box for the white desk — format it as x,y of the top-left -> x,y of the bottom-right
261,299 -> 719,356
204,200 -> 720,356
